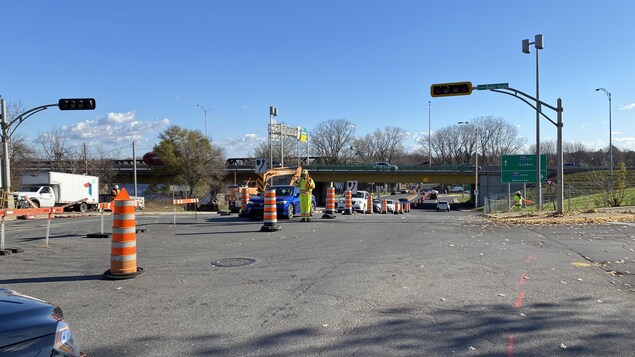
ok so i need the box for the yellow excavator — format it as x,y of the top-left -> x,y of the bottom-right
226,166 -> 303,212
258,165 -> 303,192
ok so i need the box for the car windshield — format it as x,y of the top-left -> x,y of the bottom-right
353,192 -> 366,198
21,186 -> 41,192
275,187 -> 294,196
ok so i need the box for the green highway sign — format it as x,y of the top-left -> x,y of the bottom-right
501,154 -> 547,183
477,83 -> 509,90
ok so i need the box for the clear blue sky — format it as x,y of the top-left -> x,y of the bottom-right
3,0 -> 634,160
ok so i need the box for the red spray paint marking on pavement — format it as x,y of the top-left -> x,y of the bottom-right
508,335 -> 515,357
514,290 -> 526,308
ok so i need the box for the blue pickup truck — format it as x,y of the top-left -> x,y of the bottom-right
245,185 -> 316,219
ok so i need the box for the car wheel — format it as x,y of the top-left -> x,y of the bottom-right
31,200 -> 40,208
286,204 -> 294,219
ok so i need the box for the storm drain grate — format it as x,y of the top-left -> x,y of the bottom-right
211,258 -> 257,267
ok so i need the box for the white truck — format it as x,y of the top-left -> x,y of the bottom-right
13,172 -> 100,212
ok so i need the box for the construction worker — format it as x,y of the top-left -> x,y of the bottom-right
295,169 -> 315,222
111,184 -> 120,197
513,191 -> 524,208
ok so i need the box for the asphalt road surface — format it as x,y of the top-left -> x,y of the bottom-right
1,200 -> 634,356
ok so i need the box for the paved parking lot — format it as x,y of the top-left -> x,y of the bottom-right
1,207 -> 634,356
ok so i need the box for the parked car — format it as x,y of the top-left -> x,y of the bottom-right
436,201 -> 450,212
337,190 -> 370,213
450,186 -> 464,193
373,162 -> 398,171
0,288 -> 83,356
372,198 -> 382,213
385,199 -> 396,212
429,190 -> 438,200
245,185 -> 316,219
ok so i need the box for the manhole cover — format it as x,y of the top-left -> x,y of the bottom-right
211,258 -> 257,267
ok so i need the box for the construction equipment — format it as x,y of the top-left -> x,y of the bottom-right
258,166 -> 303,192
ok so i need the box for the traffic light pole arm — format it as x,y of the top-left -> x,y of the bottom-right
1,103 -> 57,139
489,87 -> 558,126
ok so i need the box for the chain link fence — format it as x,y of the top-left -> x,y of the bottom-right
484,181 -> 635,214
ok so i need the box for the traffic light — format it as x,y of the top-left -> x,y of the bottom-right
430,82 -> 473,97
58,98 -> 96,110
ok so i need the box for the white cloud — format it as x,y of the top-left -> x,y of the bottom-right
619,103 -> 635,110
61,112 -> 170,147
219,133 -> 266,158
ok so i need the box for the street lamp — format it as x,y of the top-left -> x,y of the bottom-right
458,121 -> 478,207
197,104 -> 213,138
595,88 -> 612,189
523,34 -> 544,210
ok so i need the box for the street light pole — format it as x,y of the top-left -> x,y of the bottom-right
428,101 -> 432,167
595,88 -> 612,190
197,104 -> 213,138
523,34 -> 544,210
458,121 -> 478,207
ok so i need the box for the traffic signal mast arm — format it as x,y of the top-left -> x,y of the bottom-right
2,98 -> 96,137
487,86 -> 559,127
2,103 -> 57,137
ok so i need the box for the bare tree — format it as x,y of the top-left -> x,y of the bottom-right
473,116 -> 524,166
311,119 -> 356,164
367,127 -> 407,163
0,101 -> 39,187
37,129 -> 83,173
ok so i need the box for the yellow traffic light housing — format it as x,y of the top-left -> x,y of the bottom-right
430,82 -> 473,97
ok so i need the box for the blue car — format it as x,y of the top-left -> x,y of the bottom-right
245,185 -> 316,219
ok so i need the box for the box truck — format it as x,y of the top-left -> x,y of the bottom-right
13,172 -> 100,212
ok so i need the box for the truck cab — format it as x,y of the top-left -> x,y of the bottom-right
13,186 -> 56,208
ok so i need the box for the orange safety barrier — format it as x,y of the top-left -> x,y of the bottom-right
381,199 -> 388,214
394,201 -> 400,215
366,195 -> 373,214
260,188 -> 280,231
322,186 -> 337,219
104,188 -> 143,279
343,190 -> 353,215
172,198 -> 199,205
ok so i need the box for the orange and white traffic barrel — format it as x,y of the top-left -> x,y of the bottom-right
322,186 -> 337,219
366,195 -> 373,214
343,190 -> 353,215
394,201 -> 400,215
260,188 -> 281,231
381,199 -> 388,214
104,188 -> 143,279
239,188 -> 249,217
